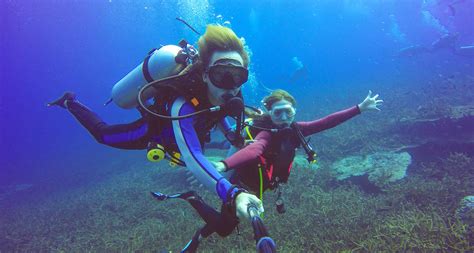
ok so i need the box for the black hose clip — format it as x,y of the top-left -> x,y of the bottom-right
291,122 -> 317,163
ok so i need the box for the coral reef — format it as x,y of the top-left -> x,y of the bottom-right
1,150 -> 473,252
331,151 -> 411,187
456,196 -> 474,228
1,76 -> 473,251
291,155 -> 320,171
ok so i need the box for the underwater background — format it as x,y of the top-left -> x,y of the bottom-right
1,0 -> 473,252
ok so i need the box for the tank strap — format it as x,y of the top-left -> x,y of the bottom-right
142,48 -> 157,83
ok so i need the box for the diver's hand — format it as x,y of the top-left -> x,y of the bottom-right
212,161 -> 227,173
235,192 -> 264,220
358,90 -> 383,112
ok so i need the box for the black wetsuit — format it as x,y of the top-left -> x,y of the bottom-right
67,95 -> 249,199
185,192 -> 239,238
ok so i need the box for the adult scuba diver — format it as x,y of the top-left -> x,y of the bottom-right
48,25 -> 264,235
152,89 -> 382,252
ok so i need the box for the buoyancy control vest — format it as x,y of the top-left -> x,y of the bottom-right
233,114 -> 318,190
142,63 -> 246,166
108,40 -> 245,165
232,121 -> 301,192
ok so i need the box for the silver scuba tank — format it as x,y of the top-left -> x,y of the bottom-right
111,45 -> 187,109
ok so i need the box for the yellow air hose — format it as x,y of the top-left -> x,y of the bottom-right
245,125 -> 264,217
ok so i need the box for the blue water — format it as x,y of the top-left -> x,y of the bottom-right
1,1 -> 473,249
0,0 -> 474,252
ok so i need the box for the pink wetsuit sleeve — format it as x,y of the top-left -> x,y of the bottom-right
223,131 -> 272,169
297,105 -> 361,136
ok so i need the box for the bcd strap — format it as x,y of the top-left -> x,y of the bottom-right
142,48 -> 157,83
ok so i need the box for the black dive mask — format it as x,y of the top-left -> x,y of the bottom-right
208,64 -> 248,89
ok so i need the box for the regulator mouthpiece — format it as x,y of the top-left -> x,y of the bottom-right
222,95 -> 244,118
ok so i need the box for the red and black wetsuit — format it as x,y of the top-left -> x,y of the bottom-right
223,105 -> 361,193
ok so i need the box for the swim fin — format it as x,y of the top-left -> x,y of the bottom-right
181,228 -> 201,253
47,92 -> 76,108
150,191 -> 168,201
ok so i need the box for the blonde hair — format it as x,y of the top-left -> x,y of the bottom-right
262,89 -> 296,110
198,25 -> 249,68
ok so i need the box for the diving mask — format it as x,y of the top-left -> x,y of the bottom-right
208,64 -> 249,89
270,104 -> 296,120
